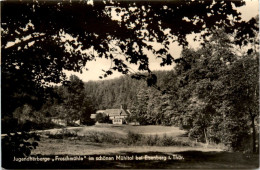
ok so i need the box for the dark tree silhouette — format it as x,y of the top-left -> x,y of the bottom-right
1,0 -> 247,118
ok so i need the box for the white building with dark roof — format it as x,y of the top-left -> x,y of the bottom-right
91,106 -> 130,124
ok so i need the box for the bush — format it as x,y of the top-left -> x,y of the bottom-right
81,118 -> 96,126
126,131 -> 143,145
146,135 -> 160,146
2,132 -> 40,161
46,129 -> 193,147
82,131 -> 121,144
161,134 -> 175,146
95,113 -> 110,123
144,134 -> 191,146
48,129 -> 78,139
87,132 -> 101,143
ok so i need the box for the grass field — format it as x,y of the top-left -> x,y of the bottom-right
31,138 -> 221,155
3,125 -> 259,169
42,124 -> 187,137
32,124 -> 219,155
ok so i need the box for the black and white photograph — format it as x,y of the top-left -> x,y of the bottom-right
1,0 -> 259,169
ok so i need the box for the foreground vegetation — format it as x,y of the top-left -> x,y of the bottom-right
3,125 -> 258,169
45,130 -> 193,147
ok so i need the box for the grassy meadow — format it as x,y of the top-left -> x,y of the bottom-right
3,125 -> 258,169
32,125 -> 215,155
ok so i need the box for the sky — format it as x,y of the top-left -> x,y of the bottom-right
63,0 -> 259,82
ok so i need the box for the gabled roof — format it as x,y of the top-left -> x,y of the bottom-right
120,109 -> 129,116
105,109 -> 121,116
96,110 -> 105,113
105,109 -> 129,117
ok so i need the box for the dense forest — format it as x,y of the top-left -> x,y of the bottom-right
83,29 -> 259,152
84,71 -> 172,110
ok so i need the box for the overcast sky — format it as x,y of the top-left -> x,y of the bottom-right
65,0 -> 259,82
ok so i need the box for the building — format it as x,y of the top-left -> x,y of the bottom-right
91,106 -> 130,125
106,108 -> 129,124
51,118 -> 81,126
51,118 -> 67,126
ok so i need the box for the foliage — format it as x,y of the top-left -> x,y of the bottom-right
2,132 -> 40,159
2,1 -> 248,126
32,75 -> 96,126
48,129 -> 78,139
146,134 -> 160,146
126,132 -> 192,146
58,75 -> 89,122
126,131 -> 143,145
85,131 -> 121,144
2,0 -> 245,87
84,71 -> 177,125
95,113 -> 110,123
46,130 -> 193,146
173,28 -> 259,152
83,26 -> 259,152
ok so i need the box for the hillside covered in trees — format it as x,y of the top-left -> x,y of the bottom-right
83,30 -> 259,152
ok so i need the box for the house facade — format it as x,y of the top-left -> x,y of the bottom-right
91,106 -> 130,125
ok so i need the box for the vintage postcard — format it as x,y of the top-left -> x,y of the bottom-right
1,0 -> 259,169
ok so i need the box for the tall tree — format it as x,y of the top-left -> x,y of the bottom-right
173,28 -> 258,151
2,0 -> 245,92
60,75 -> 86,122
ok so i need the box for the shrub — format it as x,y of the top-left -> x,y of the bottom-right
2,132 -> 40,161
126,131 -> 143,145
46,129 -> 194,147
48,133 -> 63,139
48,129 -> 77,139
161,134 -> 175,146
82,118 -> 96,126
146,135 -> 160,146
95,113 -> 110,123
88,132 -> 101,143
101,133 -> 120,144
82,131 -> 121,144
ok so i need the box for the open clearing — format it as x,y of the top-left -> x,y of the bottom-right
32,125 -> 219,156
32,138 -> 221,155
41,124 -> 187,137
5,125 -> 259,169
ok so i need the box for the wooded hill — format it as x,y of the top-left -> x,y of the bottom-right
84,70 -> 173,111
84,31 -> 259,153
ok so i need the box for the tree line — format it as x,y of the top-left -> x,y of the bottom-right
85,29 -> 259,152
